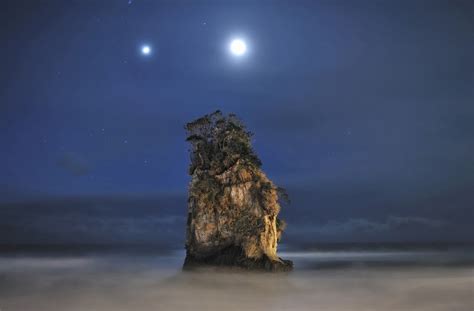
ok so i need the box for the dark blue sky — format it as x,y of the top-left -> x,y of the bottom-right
1,0 -> 473,244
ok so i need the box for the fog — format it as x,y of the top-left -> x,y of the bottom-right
0,249 -> 472,311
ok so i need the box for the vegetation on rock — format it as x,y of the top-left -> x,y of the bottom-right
183,110 -> 293,271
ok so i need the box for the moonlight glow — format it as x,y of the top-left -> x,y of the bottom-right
141,45 -> 151,55
229,39 -> 247,56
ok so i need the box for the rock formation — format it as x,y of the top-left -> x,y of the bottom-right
183,111 -> 293,271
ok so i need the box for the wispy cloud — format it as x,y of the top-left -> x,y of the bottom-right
292,216 -> 446,236
57,152 -> 91,176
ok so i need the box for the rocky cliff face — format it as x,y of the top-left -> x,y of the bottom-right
183,111 -> 293,271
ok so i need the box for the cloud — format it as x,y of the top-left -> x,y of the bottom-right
387,216 -> 445,228
0,195 -> 189,244
293,216 -> 446,236
0,213 -> 187,244
27,215 -> 186,235
57,152 -> 91,176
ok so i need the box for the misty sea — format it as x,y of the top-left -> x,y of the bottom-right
0,244 -> 472,311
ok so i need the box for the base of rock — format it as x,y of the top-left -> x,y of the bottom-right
183,245 -> 293,272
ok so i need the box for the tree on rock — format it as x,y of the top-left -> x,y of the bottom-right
183,110 -> 293,271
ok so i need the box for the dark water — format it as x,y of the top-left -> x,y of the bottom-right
0,245 -> 473,311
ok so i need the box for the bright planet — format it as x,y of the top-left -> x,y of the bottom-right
141,45 -> 151,55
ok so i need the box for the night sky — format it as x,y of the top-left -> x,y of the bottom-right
1,0 -> 473,245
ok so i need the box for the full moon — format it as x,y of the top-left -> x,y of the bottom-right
229,39 -> 247,56
141,45 -> 151,55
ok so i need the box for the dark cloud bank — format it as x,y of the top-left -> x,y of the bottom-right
0,192 -> 471,247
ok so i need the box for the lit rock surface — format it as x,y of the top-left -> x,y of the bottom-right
183,111 -> 293,271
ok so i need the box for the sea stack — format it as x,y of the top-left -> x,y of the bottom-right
183,111 -> 293,271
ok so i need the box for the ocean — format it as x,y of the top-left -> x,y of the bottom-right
0,244 -> 472,311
